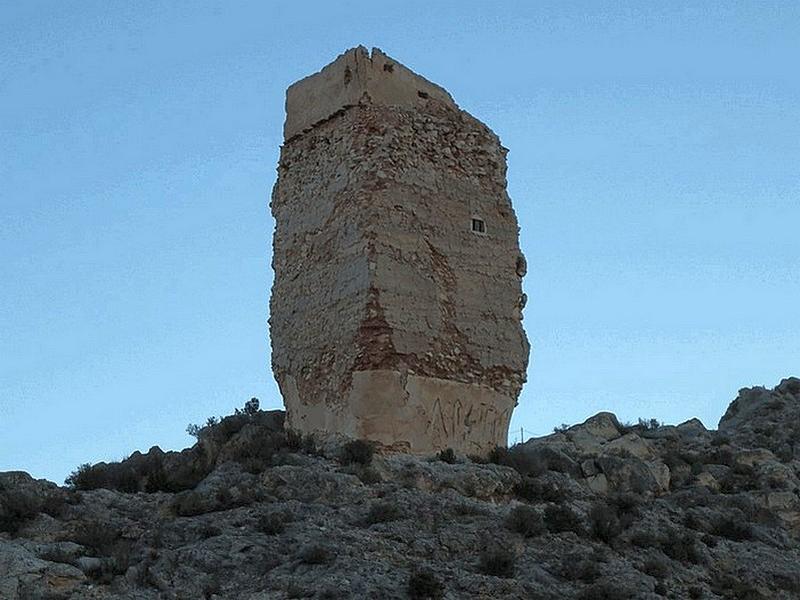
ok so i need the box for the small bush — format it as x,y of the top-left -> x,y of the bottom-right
578,581 -> 632,600
228,433 -> 284,474
719,463 -> 759,494
514,477 -> 566,503
298,543 -> 333,565
588,503 -> 622,543
355,465 -> 382,485
712,572 -> 768,599
65,463 -> 98,489
711,516 -> 753,541
364,501 -> 402,525
69,520 -> 120,555
0,489 -> 42,534
504,505 -> 545,537
301,433 -> 320,455
285,429 -> 303,451
286,580 -> 312,599
241,397 -> 260,416
661,532 -> 703,565
407,568 -> 443,599
544,504 -> 583,535
609,493 -> 641,515
559,552 -> 603,583
478,547 -> 515,578
341,439 -> 374,466
639,418 -> 661,431
65,462 -> 139,493
641,557 -> 669,579
630,530 -> 658,548
619,418 -> 661,435
257,512 -> 286,535
437,448 -> 457,464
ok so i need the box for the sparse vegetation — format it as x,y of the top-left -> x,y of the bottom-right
559,551 -> 603,583
711,515 -> 754,541
577,581 -> 632,600
660,531 -> 704,565
478,546 -> 515,578
641,557 -> 669,579
436,448 -> 457,464
619,418 -> 661,435
341,439 -> 375,465
504,505 -> 545,537
66,461 -> 138,493
588,502 -> 623,543
0,488 -> 42,534
364,501 -> 402,525
257,511 -> 286,535
407,568 -> 443,599
544,504 -> 583,535
514,477 -> 566,503
298,543 -> 333,565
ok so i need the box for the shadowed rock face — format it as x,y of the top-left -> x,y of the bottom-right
270,47 -> 529,454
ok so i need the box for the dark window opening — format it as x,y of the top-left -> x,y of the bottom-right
383,63 -> 394,73
417,90 -> 429,99
471,218 -> 486,234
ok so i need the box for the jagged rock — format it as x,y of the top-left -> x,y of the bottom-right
564,412 -> 622,455
580,412 -> 623,441
605,433 -> 654,460
2,378 -> 800,598
719,377 -> 800,461
0,539 -> 85,600
675,418 -> 708,437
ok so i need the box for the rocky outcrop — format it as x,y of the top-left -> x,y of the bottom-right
719,377 -> 800,461
270,47 -> 529,456
1,378 -> 799,599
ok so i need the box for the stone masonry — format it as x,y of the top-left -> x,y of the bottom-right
269,47 -> 529,455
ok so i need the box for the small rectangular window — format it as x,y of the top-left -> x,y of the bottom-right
471,218 -> 486,234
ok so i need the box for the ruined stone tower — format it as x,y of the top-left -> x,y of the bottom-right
270,47 -> 529,455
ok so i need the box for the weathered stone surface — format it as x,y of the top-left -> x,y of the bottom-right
270,47 -> 529,454
283,46 -> 456,140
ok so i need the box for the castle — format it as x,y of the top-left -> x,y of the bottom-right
269,47 -> 529,454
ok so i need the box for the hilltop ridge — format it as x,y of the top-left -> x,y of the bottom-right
1,378 -> 799,599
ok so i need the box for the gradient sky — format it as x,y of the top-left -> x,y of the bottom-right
2,2 -> 798,484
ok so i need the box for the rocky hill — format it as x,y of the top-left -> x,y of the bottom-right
2,378 -> 799,599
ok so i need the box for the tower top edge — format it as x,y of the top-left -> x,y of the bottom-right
283,46 -> 458,140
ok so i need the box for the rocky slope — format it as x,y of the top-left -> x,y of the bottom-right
1,378 -> 799,599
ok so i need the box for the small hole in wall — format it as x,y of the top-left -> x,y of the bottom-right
344,66 -> 352,85
417,90 -> 429,99
471,218 -> 486,234
383,63 -> 394,73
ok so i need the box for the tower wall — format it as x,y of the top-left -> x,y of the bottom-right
270,47 -> 529,454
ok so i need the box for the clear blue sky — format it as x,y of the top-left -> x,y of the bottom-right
2,2 -> 798,483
